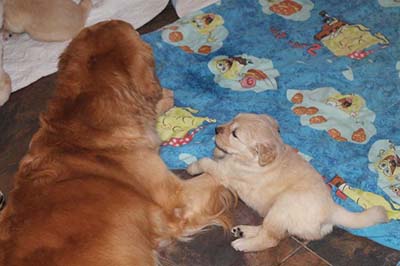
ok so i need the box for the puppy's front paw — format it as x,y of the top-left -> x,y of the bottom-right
187,162 -> 203,176
231,226 -> 244,238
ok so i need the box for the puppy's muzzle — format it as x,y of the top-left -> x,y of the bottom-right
215,126 -> 224,135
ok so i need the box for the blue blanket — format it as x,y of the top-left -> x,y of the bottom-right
142,0 -> 400,250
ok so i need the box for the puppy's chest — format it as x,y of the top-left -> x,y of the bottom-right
232,180 -> 274,216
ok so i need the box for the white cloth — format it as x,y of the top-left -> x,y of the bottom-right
4,0 -> 169,92
171,0 -> 219,17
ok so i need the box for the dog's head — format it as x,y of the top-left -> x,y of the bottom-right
214,113 -> 283,166
39,20 -> 165,151
57,20 -> 162,103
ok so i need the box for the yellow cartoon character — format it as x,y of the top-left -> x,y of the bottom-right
326,93 -> 365,117
156,107 -> 216,146
191,13 -> 224,42
374,143 -> 400,181
314,11 -> 389,58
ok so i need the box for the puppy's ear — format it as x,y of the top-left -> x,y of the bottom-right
259,115 -> 279,131
256,143 -> 277,166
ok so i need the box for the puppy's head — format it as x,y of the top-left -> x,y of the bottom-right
214,113 -> 283,166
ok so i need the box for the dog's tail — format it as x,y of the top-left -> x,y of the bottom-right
79,0 -> 92,20
330,204 -> 388,229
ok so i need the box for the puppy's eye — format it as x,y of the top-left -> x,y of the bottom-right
278,128 -> 281,133
232,129 -> 238,138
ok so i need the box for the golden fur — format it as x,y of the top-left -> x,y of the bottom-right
188,113 -> 388,252
0,20 -> 233,266
4,0 -> 92,41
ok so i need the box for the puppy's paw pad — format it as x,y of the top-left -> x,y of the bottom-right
231,226 -> 244,238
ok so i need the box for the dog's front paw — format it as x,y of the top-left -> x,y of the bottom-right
187,162 -> 203,176
156,89 -> 174,114
231,226 -> 244,238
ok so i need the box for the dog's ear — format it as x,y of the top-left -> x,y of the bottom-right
256,143 -> 277,166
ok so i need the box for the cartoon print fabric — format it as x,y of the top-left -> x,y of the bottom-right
259,0 -> 314,21
156,107 -> 216,146
287,87 -> 376,144
143,0 -> 400,250
314,11 -> 389,59
161,11 -> 228,55
208,54 -> 280,92
378,0 -> 400,7
368,140 -> 400,205
397,61 -> 400,78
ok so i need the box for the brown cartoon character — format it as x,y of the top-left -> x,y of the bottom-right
215,56 -> 253,80
376,146 -> 400,180
326,93 -> 365,117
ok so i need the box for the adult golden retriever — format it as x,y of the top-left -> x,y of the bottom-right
0,20 -> 233,266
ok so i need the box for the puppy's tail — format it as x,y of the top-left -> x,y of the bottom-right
79,0 -> 92,19
330,204 -> 388,229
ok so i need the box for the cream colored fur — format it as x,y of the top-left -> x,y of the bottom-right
0,0 -> 11,106
188,113 -> 388,252
4,0 -> 92,42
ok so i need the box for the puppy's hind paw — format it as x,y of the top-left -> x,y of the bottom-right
231,238 -> 254,252
231,226 -> 244,238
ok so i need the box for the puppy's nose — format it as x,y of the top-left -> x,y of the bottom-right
215,126 -> 224,135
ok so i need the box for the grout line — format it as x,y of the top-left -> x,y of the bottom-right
291,236 -> 310,246
301,244 -> 333,266
278,239 -> 304,265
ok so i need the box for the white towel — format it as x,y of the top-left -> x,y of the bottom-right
4,0 -> 169,92
171,0 -> 219,17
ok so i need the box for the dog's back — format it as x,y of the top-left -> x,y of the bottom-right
0,21 -> 170,266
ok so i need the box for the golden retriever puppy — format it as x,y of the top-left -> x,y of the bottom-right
188,113 -> 388,252
4,0 -> 92,41
0,20 -> 233,266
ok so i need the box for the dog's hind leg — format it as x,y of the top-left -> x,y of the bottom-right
231,227 -> 281,252
231,210 -> 288,252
